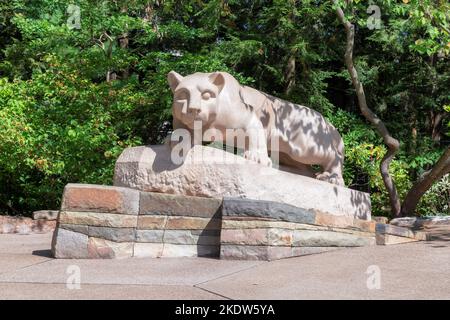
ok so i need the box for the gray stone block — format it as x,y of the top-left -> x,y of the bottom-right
59,223 -> 89,235
292,230 -> 375,247
163,230 -> 220,245
52,228 -> 89,258
88,226 -> 136,242
222,198 -> 316,225
135,230 -> 164,243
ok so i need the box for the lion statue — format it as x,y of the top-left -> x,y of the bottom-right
167,70 -> 345,186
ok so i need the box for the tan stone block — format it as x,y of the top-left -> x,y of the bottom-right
162,230 -> 220,246
165,216 -> 221,230
372,216 -> 389,224
222,219 -> 328,231
353,219 -> 376,233
220,245 -> 269,260
161,244 -> 219,257
133,243 -> 164,258
327,227 -> 375,238
59,211 -> 137,228
137,215 -> 167,229
268,228 -> 293,246
315,212 -> 353,228
220,229 -> 268,245
87,237 -> 133,259
61,184 -> 139,215
412,231 -> 428,241
376,233 -> 420,245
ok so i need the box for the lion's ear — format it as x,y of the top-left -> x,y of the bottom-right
239,85 -> 266,111
208,72 -> 225,93
167,71 -> 184,92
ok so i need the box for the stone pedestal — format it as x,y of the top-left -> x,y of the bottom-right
51,184 -> 427,259
114,145 -> 372,220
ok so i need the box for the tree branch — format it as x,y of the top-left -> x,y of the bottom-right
401,147 -> 450,216
333,0 -> 402,216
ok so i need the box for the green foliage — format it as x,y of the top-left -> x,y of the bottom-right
0,62 -> 144,213
418,174 -> 450,216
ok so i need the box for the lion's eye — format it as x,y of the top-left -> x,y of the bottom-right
202,91 -> 214,100
175,90 -> 188,101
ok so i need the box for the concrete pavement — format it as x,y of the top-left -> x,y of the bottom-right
0,233 -> 448,299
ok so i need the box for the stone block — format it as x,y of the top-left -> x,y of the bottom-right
61,184 -> 139,215
222,198 -> 316,224
52,228 -> 89,258
33,210 -> 59,220
390,216 -> 450,228
268,228 -> 293,246
353,219 -> 377,233
165,216 -> 221,230
137,215 -> 167,229
32,220 -> 57,233
222,218 -> 326,231
87,237 -> 133,259
162,230 -> 220,245
376,233 -> 420,245
133,243 -> 164,258
220,244 -> 341,261
220,229 -> 268,245
314,212 -> 353,229
140,192 -> 222,218
161,244 -> 219,257
220,245 -> 269,260
59,211 -> 137,228
59,223 -> 89,235
375,223 -> 416,238
372,216 -> 389,224
135,230 -> 164,243
87,226 -> 136,242
292,230 -> 375,247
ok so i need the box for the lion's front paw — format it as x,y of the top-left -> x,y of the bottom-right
244,150 -> 272,167
315,172 -> 344,186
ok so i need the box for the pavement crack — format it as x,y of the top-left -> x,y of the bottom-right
193,285 -> 232,300
0,258 -> 54,277
193,262 -> 264,287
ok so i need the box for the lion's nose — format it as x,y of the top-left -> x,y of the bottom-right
189,106 -> 201,114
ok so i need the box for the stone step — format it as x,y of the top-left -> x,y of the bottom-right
375,223 -> 428,245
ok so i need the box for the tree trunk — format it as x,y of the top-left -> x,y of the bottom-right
119,5 -> 130,80
333,0 -> 402,216
144,1 -> 154,22
285,53 -> 296,95
401,147 -> 450,216
431,111 -> 444,142
284,1 -> 297,95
